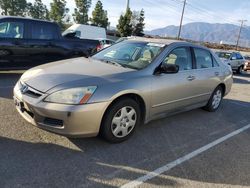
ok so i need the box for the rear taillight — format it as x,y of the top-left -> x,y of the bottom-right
97,44 -> 102,51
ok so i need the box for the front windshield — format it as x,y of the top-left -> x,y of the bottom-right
244,56 -> 250,60
215,52 -> 232,59
92,41 -> 165,70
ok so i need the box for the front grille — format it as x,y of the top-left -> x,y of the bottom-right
19,81 -> 43,98
43,118 -> 64,127
25,89 -> 42,98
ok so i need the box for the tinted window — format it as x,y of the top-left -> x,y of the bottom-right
0,22 -> 24,39
31,23 -> 56,39
231,53 -> 237,60
163,47 -> 192,71
194,48 -> 213,69
236,53 -> 243,59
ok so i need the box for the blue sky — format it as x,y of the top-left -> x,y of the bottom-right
31,0 -> 250,30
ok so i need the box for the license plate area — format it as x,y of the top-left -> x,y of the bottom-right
14,97 -> 24,112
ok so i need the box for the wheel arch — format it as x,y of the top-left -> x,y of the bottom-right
100,92 -> 147,130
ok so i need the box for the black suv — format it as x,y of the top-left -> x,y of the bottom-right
0,16 -> 99,70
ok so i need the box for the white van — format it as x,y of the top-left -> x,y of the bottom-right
63,24 -> 106,40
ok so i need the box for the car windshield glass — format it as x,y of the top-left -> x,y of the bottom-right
92,41 -> 165,70
244,56 -> 250,60
216,52 -> 232,59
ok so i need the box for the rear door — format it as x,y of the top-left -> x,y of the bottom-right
0,20 -> 28,69
191,47 -> 221,102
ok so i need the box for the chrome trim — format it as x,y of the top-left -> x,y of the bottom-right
37,122 -> 65,129
152,92 -> 211,108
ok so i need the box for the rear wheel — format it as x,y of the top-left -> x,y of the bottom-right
203,86 -> 223,112
100,98 -> 141,143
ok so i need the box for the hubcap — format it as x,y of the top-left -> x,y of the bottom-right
212,90 -> 222,109
111,106 -> 137,138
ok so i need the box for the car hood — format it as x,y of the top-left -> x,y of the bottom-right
21,57 -> 134,93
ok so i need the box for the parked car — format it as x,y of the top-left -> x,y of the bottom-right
14,37 -> 233,143
62,24 -> 106,40
243,56 -> 250,71
215,51 -> 245,74
96,38 -> 115,51
0,16 -> 100,70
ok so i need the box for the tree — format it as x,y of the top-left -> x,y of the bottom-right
27,0 -> 49,20
117,8 -> 133,37
132,9 -> 145,36
0,0 -> 27,16
49,0 -> 67,28
91,0 -> 109,29
73,0 -> 91,24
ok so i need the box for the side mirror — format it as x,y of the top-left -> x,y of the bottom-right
231,56 -> 236,60
159,63 -> 179,74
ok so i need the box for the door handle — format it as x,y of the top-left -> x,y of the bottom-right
215,72 -> 219,76
187,75 -> 195,81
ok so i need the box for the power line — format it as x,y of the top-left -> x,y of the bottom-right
186,3 -> 238,25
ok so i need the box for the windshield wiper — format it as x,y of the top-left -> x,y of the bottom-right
105,60 -> 123,67
98,59 -> 138,70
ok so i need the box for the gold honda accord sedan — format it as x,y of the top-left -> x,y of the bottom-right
14,37 -> 233,143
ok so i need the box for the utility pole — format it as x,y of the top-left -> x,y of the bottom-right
177,0 -> 187,40
126,0 -> 130,11
236,19 -> 247,50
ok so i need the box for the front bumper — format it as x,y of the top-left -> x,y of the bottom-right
244,63 -> 250,70
14,85 -> 110,137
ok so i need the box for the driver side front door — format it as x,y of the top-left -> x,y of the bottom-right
150,47 -> 200,118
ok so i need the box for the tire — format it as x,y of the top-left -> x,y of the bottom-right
100,98 -> 141,143
203,86 -> 223,112
237,66 -> 244,74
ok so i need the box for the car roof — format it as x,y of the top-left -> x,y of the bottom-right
0,16 -> 55,24
126,36 -> 209,50
97,38 -> 115,41
127,36 -> 181,44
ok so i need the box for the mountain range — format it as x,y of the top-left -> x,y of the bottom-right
145,22 -> 250,48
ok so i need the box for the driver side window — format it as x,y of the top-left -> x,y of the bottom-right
163,47 -> 192,71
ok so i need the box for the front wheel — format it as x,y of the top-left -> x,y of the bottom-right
237,66 -> 244,74
100,98 -> 141,143
203,86 -> 223,112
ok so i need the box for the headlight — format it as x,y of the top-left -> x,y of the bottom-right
44,87 -> 97,105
